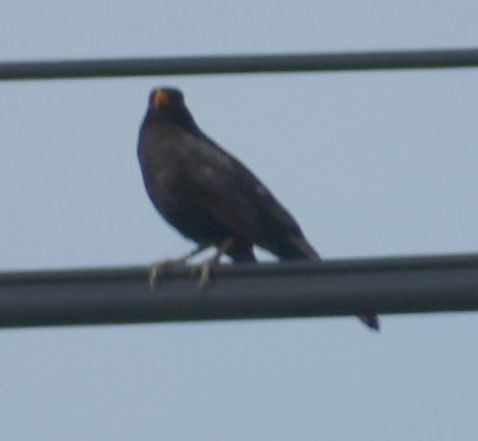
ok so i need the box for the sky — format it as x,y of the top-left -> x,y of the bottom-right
1,1 -> 478,440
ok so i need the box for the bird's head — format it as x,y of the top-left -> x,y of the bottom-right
148,88 -> 185,111
145,87 -> 199,133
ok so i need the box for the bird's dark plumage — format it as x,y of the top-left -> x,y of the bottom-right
137,87 -> 379,330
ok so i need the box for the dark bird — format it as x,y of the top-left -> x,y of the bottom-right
137,87 -> 379,331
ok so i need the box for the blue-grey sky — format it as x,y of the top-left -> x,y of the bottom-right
1,2 -> 478,440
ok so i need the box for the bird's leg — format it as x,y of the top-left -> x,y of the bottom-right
198,238 -> 235,289
149,243 -> 211,288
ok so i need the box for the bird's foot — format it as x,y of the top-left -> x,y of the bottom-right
198,259 -> 217,289
194,238 -> 235,289
148,244 -> 212,289
149,258 -> 187,289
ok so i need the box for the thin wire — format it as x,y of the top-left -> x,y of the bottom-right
2,48 -> 478,81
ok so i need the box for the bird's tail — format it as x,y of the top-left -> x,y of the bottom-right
359,314 -> 380,331
281,235 -> 380,332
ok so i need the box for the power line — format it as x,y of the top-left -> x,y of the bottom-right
2,253 -> 478,328
2,48 -> 478,81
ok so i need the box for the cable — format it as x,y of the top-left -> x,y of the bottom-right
2,48 -> 478,81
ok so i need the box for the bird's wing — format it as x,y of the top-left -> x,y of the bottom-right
180,131 -> 318,258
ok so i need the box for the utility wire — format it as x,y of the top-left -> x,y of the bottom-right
2,253 -> 478,328
2,48 -> 478,81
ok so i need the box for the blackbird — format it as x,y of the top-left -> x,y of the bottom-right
137,87 -> 379,330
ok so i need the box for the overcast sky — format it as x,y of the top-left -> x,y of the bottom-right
1,1 -> 478,440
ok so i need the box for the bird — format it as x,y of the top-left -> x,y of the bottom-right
137,87 -> 379,331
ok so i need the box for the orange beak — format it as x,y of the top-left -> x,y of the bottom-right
152,89 -> 169,108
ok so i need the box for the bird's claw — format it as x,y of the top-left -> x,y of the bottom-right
198,260 -> 215,289
189,259 -> 216,289
149,258 -> 187,289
